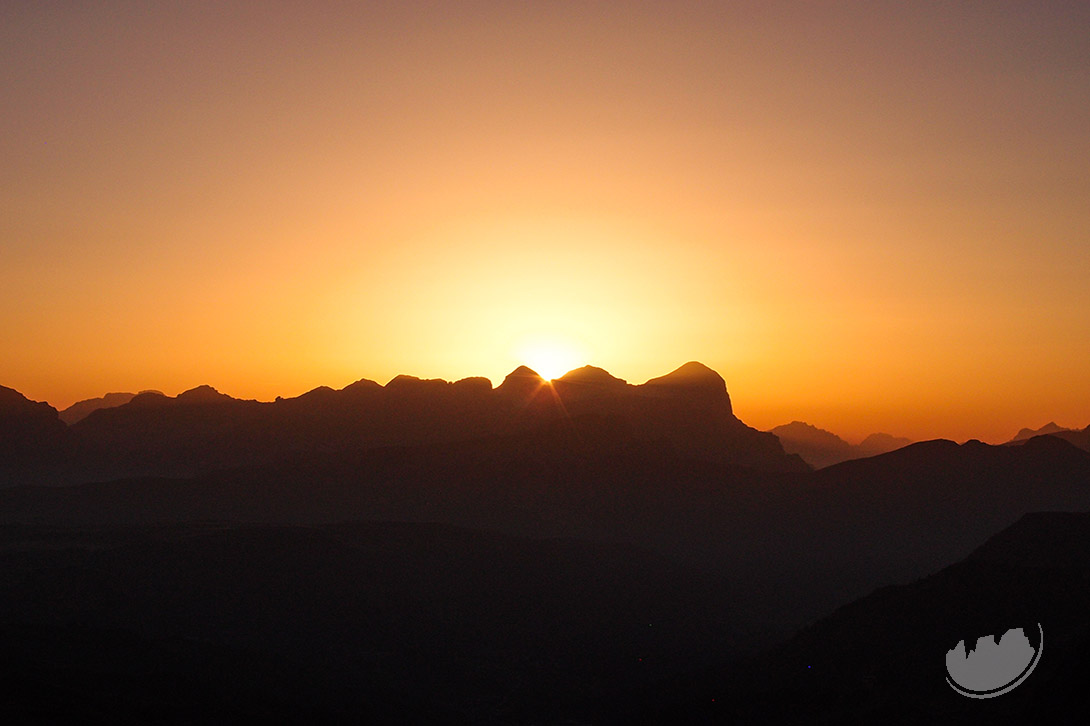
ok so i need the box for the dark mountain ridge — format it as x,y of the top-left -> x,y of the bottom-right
639,510 -> 1090,723
0,386 -> 67,472
3,372 -> 1090,722
58,391 -> 154,425
3,431 -> 1088,636
2,437 -> 1088,723
1012,425 -> 1090,454
0,362 -> 807,485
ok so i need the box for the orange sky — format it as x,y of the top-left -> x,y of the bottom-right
2,2 -> 1089,443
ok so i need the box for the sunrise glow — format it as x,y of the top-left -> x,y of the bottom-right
515,336 -> 586,381
2,3 -> 1089,443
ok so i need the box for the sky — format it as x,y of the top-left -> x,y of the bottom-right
2,1 -> 1089,443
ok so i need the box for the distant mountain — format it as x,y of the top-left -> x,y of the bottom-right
769,421 -> 910,468
1004,423 -> 1090,454
0,362 -> 807,484
1051,425 -> 1090,453
768,422 -> 854,468
58,391 -> 163,425
856,431 -> 912,457
1009,421 -> 1072,442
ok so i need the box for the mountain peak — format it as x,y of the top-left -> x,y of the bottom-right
1011,421 -> 1071,442
0,385 -> 58,416
556,366 -> 627,386
771,421 -> 848,443
667,361 -> 720,378
385,374 -> 449,388
59,392 -> 139,425
769,421 -> 854,468
776,421 -> 828,433
506,365 -> 543,380
0,385 -> 32,410
0,385 -> 65,454
497,366 -> 546,399
452,376 -> 492,393
641,361 -> 728,403
857,432 -> 912,452
341,378 -> 382,396
499,366 -> 545,386
644,362 -> 725,389
176,385 -> 232,403
129,390 -> 170,407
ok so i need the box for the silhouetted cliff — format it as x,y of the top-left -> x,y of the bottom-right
2,362 -> 808,484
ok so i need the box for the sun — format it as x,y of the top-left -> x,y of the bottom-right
516,337 -> 584,381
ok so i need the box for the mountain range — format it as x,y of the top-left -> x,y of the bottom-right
768,421 -> 912,468
3,363 -> 1089,721
1009,421 -> 1072,442
0,362 -> 807,485
57,391 -> 162,425
1006,422 -> 1090,454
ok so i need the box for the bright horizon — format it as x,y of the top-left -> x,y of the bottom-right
22,356 -> 1084,447
4,2 -> 1089,445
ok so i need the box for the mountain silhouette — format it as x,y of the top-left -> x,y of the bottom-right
556,364 -> 629,388
769,421 -> 854,468
641,361 -> 731,407
3,423 -> 1089,634
637,511 -> 1090,723
0,362 -> 807,484
1009,421 -> 1071,442
496,365 -> 546,401
856,432 -> 913,456
0,386 -> 67,478
0,386 -> 66,440
4,435 -> 1088,723
175,384 -> 238,404
4,366 -> 1090,721
770,421 -> 911,468
1050,424 -> 1090,453
1003,422 -> 1090,455
59,391 -> 159,425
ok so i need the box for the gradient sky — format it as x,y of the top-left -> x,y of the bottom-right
3,2 -> 1089,443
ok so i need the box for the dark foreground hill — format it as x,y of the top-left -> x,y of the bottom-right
633,510 -> 1090,724
0,520 -> 745,724
3,433 -> 1089,641
3,369 -> 1089,722
0,385 -> 67,457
